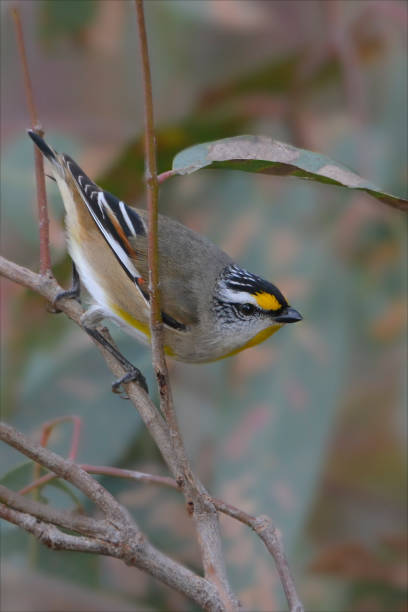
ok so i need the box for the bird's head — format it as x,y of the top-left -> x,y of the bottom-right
212,264 -> 302,354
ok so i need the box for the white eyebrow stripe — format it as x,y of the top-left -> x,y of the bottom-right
219,287 -> 259,306
119,201 -> 136,235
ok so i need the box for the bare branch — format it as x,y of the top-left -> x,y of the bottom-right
211,500 -> 304,612
18,465 -> 178,497
157,169 -> 177,184
39,415 -> 82,461
0,435 -> 225,611
134,3 -> 239,607
10,8 -> 51,275
0,485 -> 112,540
134,0 -> 183,465
0,504 -> 111,554
0,422 -> 130,527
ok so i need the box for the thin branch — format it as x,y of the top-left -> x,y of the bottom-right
32,415 -> 82,493
134,0 -> 181,450
0,504 -> 112,554
39,415 -> 82,461
2,501 -> 224,611
0,484 -> 111,540
157,169 -> 177,184
0,432 -> 225,611
16,457 -> 302,609
10,7 -> 51,275
133,4 -> 238,607
18,464 -> 178,497
0,422 -> 131,528
211,500 -> 304,612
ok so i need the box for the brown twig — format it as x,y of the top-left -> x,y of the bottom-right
10,8 -> 51,275
32,415 -> 82,491
0,502 -> 223,611
134,3 -> 238,607
39,415 -> 82,461
211,499 -> 304,612
19,462 -> 301,610
134,0 -> 180,447
0,427 -> 224,611
15,448 -> 302,611
157,169 -> 177,184
18,464 -> 178,497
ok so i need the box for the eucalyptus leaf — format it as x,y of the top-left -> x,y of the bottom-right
172,135 -> 407,212
0,462 -> 83,509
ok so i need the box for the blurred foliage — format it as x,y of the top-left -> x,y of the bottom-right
38,0 -> 97,47
1,1 -> 407,611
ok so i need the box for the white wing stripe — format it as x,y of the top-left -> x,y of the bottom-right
79,189 -> 142,282
97,191 -> 106,215
119,200 -> 136,235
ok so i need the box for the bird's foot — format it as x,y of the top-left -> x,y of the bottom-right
112,367 -> 148,398
51,264 -> 81,312
83,325 -> 148,397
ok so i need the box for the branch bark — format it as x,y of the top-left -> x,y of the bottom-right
10,7 -> 51,275
134,2 -> 239,608
0,423 -> 224,611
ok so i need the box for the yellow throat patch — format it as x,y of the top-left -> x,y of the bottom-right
220,323 -> 283,360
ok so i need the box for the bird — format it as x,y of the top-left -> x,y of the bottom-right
28,130 -> 302,390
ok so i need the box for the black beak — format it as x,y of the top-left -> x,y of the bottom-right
273,306 -> 303,324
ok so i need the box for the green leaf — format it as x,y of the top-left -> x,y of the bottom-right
0,462 -> 83,509
172,135 -> 407,212
1,462 -> 37,491
39,0 -> 98,44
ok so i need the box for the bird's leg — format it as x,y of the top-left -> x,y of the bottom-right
52,263 -> 81,310
80,309 -> 148,396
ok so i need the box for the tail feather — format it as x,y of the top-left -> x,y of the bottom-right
27,129 -> 63,177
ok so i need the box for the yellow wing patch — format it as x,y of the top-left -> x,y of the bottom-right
113,305 -> 150,337
254,291 -> 282,311
111,305 -> 175,356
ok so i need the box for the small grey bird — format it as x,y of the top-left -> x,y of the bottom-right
29,130 -> 302,368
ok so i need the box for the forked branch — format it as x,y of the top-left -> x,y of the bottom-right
0,423 -> 223,611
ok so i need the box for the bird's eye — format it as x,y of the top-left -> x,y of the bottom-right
237,303 -> 256,316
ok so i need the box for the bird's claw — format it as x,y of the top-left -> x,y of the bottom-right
112,368 -> 148,398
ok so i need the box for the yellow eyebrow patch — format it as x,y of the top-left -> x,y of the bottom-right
254,291 -> 282,311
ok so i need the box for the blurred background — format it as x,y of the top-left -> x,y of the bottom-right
1,1 -> 407,611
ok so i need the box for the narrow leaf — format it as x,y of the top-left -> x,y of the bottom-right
172,135 -> 407,212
